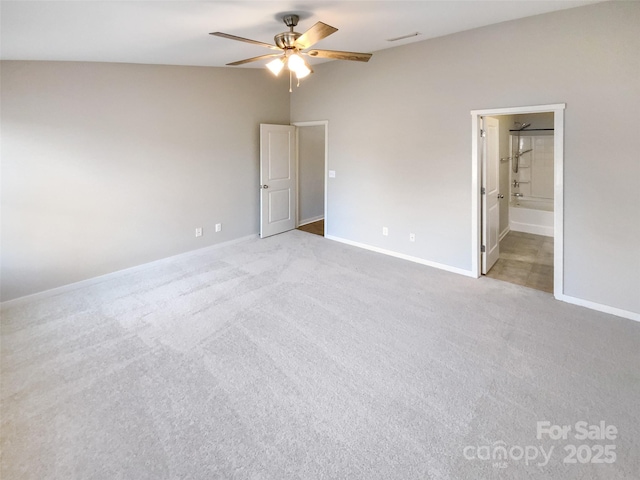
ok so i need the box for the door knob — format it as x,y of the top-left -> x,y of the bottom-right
261,185 -> 269,189
498,194 -> 504,199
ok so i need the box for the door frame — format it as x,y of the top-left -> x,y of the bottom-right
292,120 -> 329,237
470,103 -> 565,298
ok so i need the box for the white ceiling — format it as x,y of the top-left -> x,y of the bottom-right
1,1 -> 601,68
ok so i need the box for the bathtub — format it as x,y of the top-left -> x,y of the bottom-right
509,199 -> 554,237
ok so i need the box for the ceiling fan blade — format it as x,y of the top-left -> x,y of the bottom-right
226,53 -> 282,66
294,22 -> 338,50
210,32 -> 280,51
306,49 -> 372,62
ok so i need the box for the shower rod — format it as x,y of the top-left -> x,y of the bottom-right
509,128 -> 554,132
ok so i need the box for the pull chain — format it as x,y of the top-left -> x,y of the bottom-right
289,71 -> 292,93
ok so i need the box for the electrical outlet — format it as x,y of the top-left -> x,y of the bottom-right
382,227 -> 389,236
409,233 -> 416,242
195,227 -> 203,237
215,223 -> 221,232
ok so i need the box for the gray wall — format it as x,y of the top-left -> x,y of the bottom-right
291,1 -> 640,314
297,125 -> 325,224
1,61 -> 289,301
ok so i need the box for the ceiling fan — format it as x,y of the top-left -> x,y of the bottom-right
210,15 -> 372,91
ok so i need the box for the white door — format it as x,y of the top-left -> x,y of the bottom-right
482,116 -> 501,273
260,124 -> 296,238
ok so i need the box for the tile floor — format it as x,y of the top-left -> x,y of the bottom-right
297,219 -> 324,237
486,231 -> 554,293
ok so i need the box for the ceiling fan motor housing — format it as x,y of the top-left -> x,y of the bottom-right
274,31 -> 301,49
275,15 -> 301,49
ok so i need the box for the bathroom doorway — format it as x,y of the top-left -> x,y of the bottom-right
471,104 -> 565,298
488,113 -> 555,292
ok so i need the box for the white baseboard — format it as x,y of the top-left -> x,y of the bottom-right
556,294 -> 640,323
325,235 -> 475,278
510,221 -> 553,237
8,231 -> 637,324
298,215 -> 324,227
499,227 -> 510,242
324,236 -> 639,323
1,234 -> 259,310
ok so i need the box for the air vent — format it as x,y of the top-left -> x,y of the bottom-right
386,32 -> 422,42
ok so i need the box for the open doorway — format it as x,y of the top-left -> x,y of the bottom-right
293,121 -> 328,237
485,113 -> 555,292
471,104 -> 565,298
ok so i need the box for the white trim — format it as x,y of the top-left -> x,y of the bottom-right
1,234 -> 258,310
292,120 -> 328,236
553,108 -> 565,302
471,104 -> 566,300
294,126 -> 300,227
470,104 -> 566,116
499,227 -> 510,242
471,114 -> 480,278
556,294 -> 640,323
326,235 -> 475,278
292,121 -> 329,128
298,215 -> 324,227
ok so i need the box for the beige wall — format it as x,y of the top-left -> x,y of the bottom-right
1,61 -> 289,301
291,1 -> 640,314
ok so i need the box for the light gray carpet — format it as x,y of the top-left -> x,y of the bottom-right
2,230 -> 639,479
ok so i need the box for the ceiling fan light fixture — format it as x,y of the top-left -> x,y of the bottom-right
286,52 -> 311,79
287,53 -> 305,71
295,63 -> 311,79
266,57 -> 285,76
